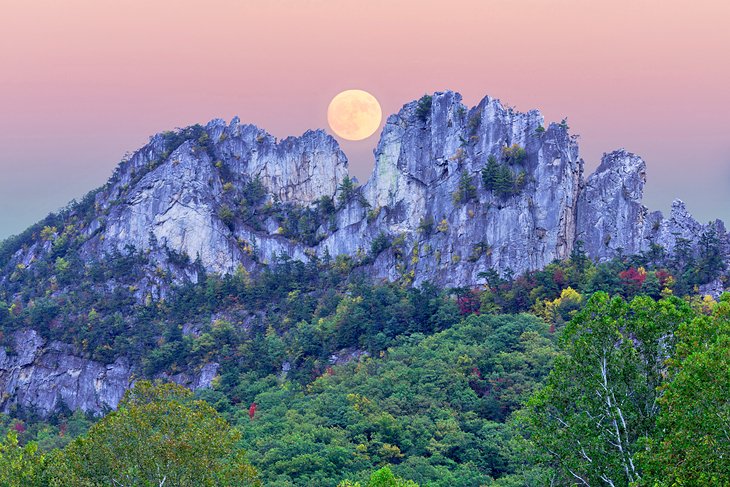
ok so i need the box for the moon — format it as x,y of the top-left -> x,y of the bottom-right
327,89 -> 382,141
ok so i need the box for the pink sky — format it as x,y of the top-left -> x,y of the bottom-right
1,0 -> 728,238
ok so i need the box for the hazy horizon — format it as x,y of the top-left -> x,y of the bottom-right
2,0 -> 729,239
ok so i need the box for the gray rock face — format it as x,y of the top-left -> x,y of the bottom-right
0,330 -> 132,416
575,149 -> 726,268
0,330 -> 219,417
576,150 -> 650,258
324,91 -> 583,285
6,90 -> 727,288
88,120 -> 348,275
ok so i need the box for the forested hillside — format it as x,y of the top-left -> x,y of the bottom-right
1,242 -> 728,485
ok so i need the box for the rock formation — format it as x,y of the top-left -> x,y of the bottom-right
0,329 -> 217,416
1,90 -> 727,416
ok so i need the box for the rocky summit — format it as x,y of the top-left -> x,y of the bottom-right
8,91 -> 725,286
0,90 -> 727,416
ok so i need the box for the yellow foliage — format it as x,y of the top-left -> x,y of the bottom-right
40,226 -> 57,241
533,287 -> 583,325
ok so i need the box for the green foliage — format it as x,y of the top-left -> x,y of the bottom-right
481,155 -> 521,198
640,293 -> 730,485
48,381 -> 260,486
318,195 -> 336,216
694,225 -> 727,284
0,431 -> 46,486
243,176 -> 267,206
338,176 -> 356,206
468,242 -> 491,262
415,95 -> 432,122
217,204 -> 235,230
481,155 -> 500,190
501,144 -> 527,165
520,293 -> 696,485
339,466 -> 419,486
452,172 -> 477,205
234,313 -> 557,486
370,232 -> 391,257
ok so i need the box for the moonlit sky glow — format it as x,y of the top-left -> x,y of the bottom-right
1,0 -> 729,239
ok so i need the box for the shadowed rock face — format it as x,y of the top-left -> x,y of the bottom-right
1,90 -> 727,417
0,330 -> 218,416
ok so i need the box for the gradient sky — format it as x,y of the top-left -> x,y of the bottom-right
1,0 -> 729,239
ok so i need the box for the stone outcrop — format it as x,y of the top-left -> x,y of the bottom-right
7,90 -> 724,290
324,91 -> 583,285
88,121 -> 348,275
0,329 -> 218,416
576,149 -> 650,258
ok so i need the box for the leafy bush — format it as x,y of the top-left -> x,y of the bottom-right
501,144 -> 527,165
370,232 -> 391,257
415,95 -> 432,122
452,172 -> 477,204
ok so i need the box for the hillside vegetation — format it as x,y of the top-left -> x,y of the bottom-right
1,241 -> 728,485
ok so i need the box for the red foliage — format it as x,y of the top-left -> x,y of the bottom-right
457,289 -> 481,315
552,268 -> 566,288
549,323 -> 556,334
59,423 -> 67,437
13,422 -> 25,433
655,269 -> 672,287
249,402 -> 257,420
471,367 -> 482,379
325,366 -> 335,376
619,267 -> 646,289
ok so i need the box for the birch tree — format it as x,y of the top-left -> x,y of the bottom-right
519,292 -> 694,485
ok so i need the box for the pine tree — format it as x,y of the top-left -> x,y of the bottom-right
481,155 -> 500,191
494,165 -> 515,198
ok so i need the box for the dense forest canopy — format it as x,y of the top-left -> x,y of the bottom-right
1,230 -> 728,485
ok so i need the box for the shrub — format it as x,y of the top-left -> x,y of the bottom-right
217,205 -> 235,230
452,172 -> 477,204
502,144 -> 527,165
415,95 -> 432,122
370,232 -> 391,257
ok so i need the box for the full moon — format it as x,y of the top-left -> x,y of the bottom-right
327,89 -> 382,141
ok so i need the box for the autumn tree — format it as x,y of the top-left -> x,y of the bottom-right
48,380 -> 260,487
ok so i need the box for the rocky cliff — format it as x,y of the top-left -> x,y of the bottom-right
6,91 -> 723,288
0,329 -> 217,416
1,90 -> 727,416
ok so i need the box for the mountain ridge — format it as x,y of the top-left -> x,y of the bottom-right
0,90 -> 727,417
3,90 -> 725,290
